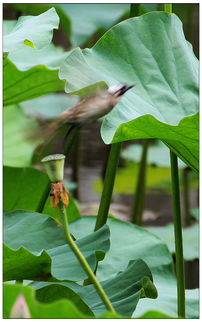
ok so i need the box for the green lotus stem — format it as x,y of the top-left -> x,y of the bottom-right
131,140 -> 149,225
182,167 -> 192,227
170,150 -> 185,318
164,4 -> 172,13
94,143 -> 122,231
59,203 -> 116,313
130,4 -> 140,17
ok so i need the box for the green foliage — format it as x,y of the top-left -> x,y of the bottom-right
59,12 -> 198,171
4,211 -> 110,281
4,283 -> 170,318
9,4 -> 129,46
31,259 -> 157,316
3,283 -> 95,318
70,216 -> 199,318
3,6 -> 199,319
4,8 -> 59,52
3,9 -> 65,106
3,166 -> 49,212
3,166 -> 80,222
3,55 -> 65,106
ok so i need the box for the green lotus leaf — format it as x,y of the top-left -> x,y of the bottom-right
3,57 -> 65,106
9,3 -> 129,46
3,211 -> 110,282
31,259 -> 157,317
69,216 -> 199,318
3,283 -> 128,318
4,8 -> 59,53
59,12 -> 198,171
3,166 -> 80,223
3,11 -> 66,106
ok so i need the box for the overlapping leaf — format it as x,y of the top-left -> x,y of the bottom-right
3,55 -> 65,106
3,9 -> 65,106
4,8 -> 59,53
3,283 -> 95,318
9,3 -> 129,46
59,12 -> 199,171
69,216 -> 199,318
4,283 -> 169,318
31,259 -> 157,317
4,211 -> 110,281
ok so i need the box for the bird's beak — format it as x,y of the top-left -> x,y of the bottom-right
121,84 -> 135,94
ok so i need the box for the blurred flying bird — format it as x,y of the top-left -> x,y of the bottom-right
31,84 -> 134,158
38,84 -> 134,139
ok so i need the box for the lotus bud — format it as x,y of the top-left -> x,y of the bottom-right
10,294 -> 31,318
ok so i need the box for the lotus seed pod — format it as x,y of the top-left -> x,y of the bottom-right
41,154 -> 66,182
10,294 -> 31,318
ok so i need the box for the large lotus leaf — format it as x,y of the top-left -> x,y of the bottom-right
3,20 -> 16,35
3,166 -> 49,212
8,4 -> 71,38
3,283 -> 130,318
3,166 -> 80,223
3,56 -> 65,106
3,19 -> 67,71
9,3 -> 129,47
3,8 -> 59,53
7,43 -> 67,71
146,223 -> 199,261
69,216 -> 199,318
31,259 -> 157,317
3,105 -> 40,167
59,12 -> 199,171
4,211 -> 110,281
3,9 -> 65,105
122,141 -> 186,168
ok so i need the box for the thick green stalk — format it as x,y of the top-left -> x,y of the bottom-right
164,4 -> 172,13
182,167 -> 191,227
130,4 -> 140,17
59,203 -> 115,313
94,143 -> 121,231
170,151 -> 185,318
131,140 -> 149,225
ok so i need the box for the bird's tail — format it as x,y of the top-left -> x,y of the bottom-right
27,115 -> 66,145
